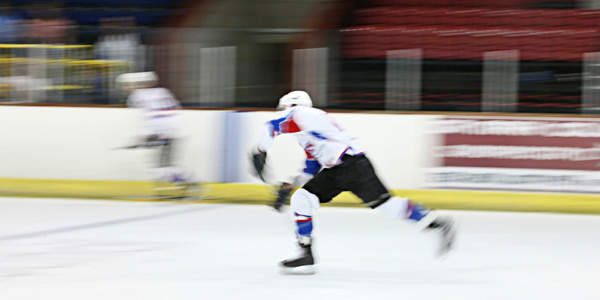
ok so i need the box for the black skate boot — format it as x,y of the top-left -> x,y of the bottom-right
427,216 -> 457,257
280,237 -> 315,275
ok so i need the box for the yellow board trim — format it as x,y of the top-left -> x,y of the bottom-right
0,44 -> 93,49
1,178 -> 599,214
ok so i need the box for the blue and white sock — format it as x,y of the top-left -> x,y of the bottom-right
295,212 -> 313,239
406,200 -> 429,221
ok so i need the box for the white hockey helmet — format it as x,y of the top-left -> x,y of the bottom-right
139,71 -> 158,85
277,91 -> 313,110
116,71 -> 158,90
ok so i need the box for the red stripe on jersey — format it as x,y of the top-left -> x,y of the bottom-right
280,115 -> 301,133
304,149 -> 315,159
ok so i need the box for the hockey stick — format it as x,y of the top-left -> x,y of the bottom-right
110,143 -> 148,150
111,141 -> 171,151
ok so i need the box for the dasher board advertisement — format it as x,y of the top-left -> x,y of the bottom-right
428,116 -> 600,193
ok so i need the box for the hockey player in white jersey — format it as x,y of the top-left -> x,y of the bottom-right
117,72 -> 196,198
251,91 -> 456,274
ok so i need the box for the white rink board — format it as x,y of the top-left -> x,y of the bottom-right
0,106 -> 225,182
0,107 -> 440,189
428,167 -> 600,193
0,197 -> 599,300
6,106 -> 600,194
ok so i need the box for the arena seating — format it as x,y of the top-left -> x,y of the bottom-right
365,0 -> 578,9
12,0 -> 182,26
343,6 -> 600,62
336,1 -> 588,112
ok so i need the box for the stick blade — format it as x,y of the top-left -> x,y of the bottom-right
279,265 -> 316,275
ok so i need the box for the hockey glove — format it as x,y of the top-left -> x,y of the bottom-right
250,151 -> 267,182
273,185 -> 292,212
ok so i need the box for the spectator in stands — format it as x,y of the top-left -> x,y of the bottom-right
0,3 -> 25,44
25,5 -> 73,44
95,16 -> 141,71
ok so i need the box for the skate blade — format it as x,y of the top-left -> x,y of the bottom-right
436,243 -> 456,258
279,265 -> 316,275
436,220 -> 458,258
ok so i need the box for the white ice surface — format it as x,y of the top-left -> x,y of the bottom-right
0,197 -> 599,300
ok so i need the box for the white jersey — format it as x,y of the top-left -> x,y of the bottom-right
127,87 -> 185,139
257,106 -> 366,168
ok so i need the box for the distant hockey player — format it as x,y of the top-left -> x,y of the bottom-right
250,91 -> 456,274
117,71 -> 195,197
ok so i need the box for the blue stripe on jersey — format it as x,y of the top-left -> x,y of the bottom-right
303,159 -> 321,175
309,131 -> 327,140
269,118 -> 283,133
269,111 -> 294,133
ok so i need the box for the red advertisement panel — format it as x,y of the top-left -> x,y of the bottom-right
437,118 -> 600,171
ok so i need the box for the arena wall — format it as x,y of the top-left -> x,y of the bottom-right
1,106 -> 599,214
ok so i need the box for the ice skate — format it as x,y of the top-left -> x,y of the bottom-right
427,216 -> 457,257
280,238 -> 315,275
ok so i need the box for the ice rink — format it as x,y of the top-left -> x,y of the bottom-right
0,197 -> 599,300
